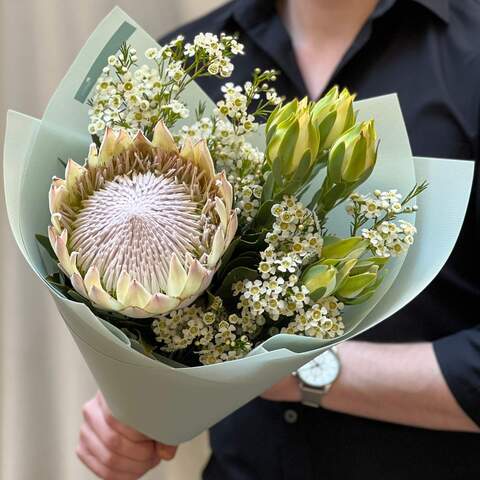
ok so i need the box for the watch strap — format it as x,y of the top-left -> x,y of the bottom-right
299,383 -> 330,408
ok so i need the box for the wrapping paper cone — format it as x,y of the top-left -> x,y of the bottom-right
3,8 -> 474,443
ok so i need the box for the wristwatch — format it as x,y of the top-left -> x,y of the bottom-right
294,348 -> 341,408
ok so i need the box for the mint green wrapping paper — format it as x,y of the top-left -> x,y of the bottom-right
3,8 -> 474,444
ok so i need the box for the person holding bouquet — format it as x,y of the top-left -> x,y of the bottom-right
76,0 -> 480,479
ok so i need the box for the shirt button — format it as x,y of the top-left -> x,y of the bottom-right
284,409 -> 298,424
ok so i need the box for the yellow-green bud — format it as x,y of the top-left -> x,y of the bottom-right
321,236 -> 368,260
311,86 -> 356,149
336,269 -> 379,300
301,264 -> 337,300
327,120 -> 377,185
266,97 -> 320,177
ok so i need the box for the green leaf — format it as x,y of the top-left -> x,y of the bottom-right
278,119 -> 300,175
44,275 -> 70,296
309,287 -> 327,302
341,288 -> 376,305
321,236 -> 368,260
265,122 -> 277,145
335,271 -> 377,299
326,141 -> 345,184
274,151 -> 312,198
235,234 -> 266,253
216,251 -> 259,281
218,237 -> 240,270
261,171 -> 275,203
342,135 -> 367,183
36,234 -> 57,261
350,257 -> 389,275
251,200 -> 275,231
318,110 -> 337,146
271,154 -> 284,188
319,183 -> 349,212
333,258 -> 358,292
340,271 -> 384,305
215,232 -> 265,280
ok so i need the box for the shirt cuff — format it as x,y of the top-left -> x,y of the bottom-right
433,325 -> 480,427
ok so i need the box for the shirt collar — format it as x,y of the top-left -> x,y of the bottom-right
232,0 -> 451,26
230,0 -> 450,98
413,0 -> 450,23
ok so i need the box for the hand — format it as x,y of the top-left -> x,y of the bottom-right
261,374 -> 302,402
77,391 -> 178,479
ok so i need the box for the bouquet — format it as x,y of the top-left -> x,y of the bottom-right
4,8 -> 474,444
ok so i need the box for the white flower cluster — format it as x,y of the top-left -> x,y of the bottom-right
184,32 -> 244,77
88,34 -> 245,138
362,219 -> 417,257
346,189 -> 418,219
266,196 -> 323,262
88,44 -> 189,138
152,298 -> 254,366
233,196 -> 345,340
281,296 -> 345,339
216,79 -> 280,135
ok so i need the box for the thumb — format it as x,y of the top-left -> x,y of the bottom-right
156,442 -> 178,460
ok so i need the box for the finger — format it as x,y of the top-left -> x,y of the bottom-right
97,392 -> 152,442
156,443 -> 178,461
76,442 -> 138,480
83,398 -> 156,462
79,424 -> 152,476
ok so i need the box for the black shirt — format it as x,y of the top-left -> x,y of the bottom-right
160,1 -> 480,478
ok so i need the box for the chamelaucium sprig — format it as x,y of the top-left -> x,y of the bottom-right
348,181 -> 428,236
87,33 -> 245,140
345,181 -> 427,258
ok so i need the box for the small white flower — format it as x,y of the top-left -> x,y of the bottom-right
145,47 -> 158,59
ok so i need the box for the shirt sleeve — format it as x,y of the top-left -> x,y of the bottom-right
433,325 -> 480,427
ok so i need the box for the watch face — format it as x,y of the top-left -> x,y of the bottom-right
297,350 -> 340,388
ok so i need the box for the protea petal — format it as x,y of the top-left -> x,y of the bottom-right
114,129 -> 132,155
48,225 -> 58,249
49,182 -> 68,213
144,293 -> 180,315
207,228 -> 225,268
84,266 -> 103,295
87,143 -> 99,168
51,213 -> 63,233
115,270 -> 132,305
152,121 -> 178,153
193,140 -> 215,180
217,171 -> 233,213
166,254 -> 188,298
132,130 -> 153,156
54,231 -> 74,276
51,176 -> 66,189
225,212 -> 238,246
65,159 -> 85,191
180,260 -> 209,298
180,137 -> 194,162
215,197 -> 228,232
89,285 -> 122,311
98,127 -> 117,165
70,271 -> 88,298
121,279 -> 151,308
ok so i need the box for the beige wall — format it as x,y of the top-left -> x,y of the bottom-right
0,1 -> 225,479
